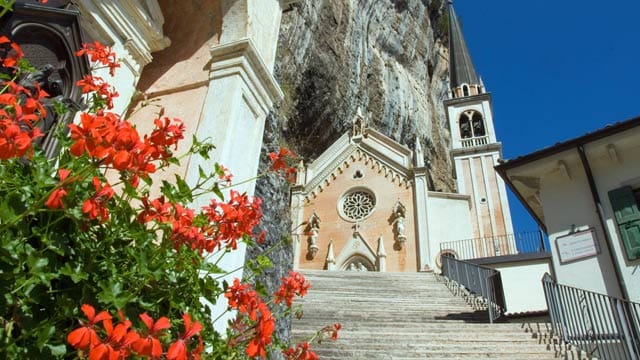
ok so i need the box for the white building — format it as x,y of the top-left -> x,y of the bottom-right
496,116 -> 640,302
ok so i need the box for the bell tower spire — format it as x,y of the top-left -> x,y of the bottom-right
448,1 -> 484,98
443,2 -> 514,245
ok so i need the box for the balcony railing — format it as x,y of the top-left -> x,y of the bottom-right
542,273 -> 640,359
460,135 -> 489,148
442,255 -> 506,323
440,231 -> 548,261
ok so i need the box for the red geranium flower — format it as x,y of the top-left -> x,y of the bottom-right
167,314 -> 203,360
131,313 -> 171,358
67,304 -> 112,351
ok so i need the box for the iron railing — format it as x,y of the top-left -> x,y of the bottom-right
441,255 -> 506,323
440,231 -> 547,260
542,273 -> 640,359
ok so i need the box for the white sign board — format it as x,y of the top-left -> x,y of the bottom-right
556,228 -> 600,264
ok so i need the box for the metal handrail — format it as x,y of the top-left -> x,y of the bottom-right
440,231 -> 547,260
441,255 -> 506,323
542,273 -> 640,360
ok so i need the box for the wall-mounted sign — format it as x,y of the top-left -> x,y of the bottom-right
556,228 -> 600,264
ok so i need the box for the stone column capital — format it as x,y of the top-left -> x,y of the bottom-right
210,38 -> 284,114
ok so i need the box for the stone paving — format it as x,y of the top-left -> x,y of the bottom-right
292,270 -> 587,359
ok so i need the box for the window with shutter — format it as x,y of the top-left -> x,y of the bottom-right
608,186 -> 640,261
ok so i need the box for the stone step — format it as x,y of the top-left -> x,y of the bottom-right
292,270 -> 567,359
303,349 -> 584,360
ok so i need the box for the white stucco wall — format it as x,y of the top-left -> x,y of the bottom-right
539,152 -> 623,298
486,259 -> 551,314
586,135 -> 640,302
427,193 -> 473,271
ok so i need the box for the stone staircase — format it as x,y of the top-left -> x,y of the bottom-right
292,270 -> 585,360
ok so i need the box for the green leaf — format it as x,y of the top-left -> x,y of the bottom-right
36,324 -> 56,350
167,156 -> 180,166
45,343 -> 67,357
212,183 -> 223,200
175,175 -> 193,202
60,263 -> 88,283
98,280 -> 129,308
256,254 -> 273,270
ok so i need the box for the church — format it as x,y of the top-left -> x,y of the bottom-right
289,4 -> 515,273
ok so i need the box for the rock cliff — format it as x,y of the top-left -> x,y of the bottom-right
275,0 -> 453,191
245,0 -> 454,352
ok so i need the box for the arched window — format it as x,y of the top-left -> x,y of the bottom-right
459,110 -> 486,139
462,84 -> 469,97
472,112 -> 485,136
459,116 -> 472,139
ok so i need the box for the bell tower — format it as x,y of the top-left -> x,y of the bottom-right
444,2 -> 514,252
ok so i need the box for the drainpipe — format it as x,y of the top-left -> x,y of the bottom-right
577,144 -> 629,301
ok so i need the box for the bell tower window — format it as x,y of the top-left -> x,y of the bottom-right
472,112 -> 485,136
459,110 -> 487,147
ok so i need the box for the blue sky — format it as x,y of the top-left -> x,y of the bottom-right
453,1 -> 640,233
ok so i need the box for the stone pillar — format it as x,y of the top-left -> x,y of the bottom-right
189,1 -> 285,333
326,240 -> 336,271
377,236 -> 387,272
413,167 -> 431,270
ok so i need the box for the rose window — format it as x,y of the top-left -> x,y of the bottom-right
341,190 -> 376,221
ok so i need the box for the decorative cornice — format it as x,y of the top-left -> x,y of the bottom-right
76,0 -> 170,67
210,38 -> 284,112
451,142 -> 502,157
443,92 -> 492,107
303,146 -> 413,203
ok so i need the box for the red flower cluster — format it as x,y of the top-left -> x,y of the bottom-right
69,112 -> 184,187
0,35 -> 24,68
166,314 -> 204,360
274,271 -> 311,307
138,192 -> 263,254
76,75 -> 119,109
82,177 -> 114,222
282,342 -> 318,360
281,323 -> 341,359
0,38 -> 49,159
225,279 -> 275,358
68,305 -> 203,360
76,41 -> 120,76
203,190 -> 263,250
138,196 -> 208,252
268,147 -> 297,183
45,169 -> 71,209
326,323 -> 341,341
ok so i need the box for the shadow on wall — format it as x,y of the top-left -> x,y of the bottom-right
135,0 -> 224,93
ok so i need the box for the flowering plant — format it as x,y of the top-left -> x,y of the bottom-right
0,28 -> 337,359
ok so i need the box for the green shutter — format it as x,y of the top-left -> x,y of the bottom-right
608,186 -> 640,261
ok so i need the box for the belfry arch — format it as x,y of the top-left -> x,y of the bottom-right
459,110 -> 485,139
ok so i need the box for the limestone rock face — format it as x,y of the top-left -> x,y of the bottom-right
275,0 -> 454,191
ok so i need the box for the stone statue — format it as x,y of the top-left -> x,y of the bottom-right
306,212 -> 320,259
352,107 -> 365,138
392,201 -> 407,248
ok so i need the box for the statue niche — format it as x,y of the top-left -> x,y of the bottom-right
391,201 -> 407,250
305,212 -> 321,260
1,2 -> 89,157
